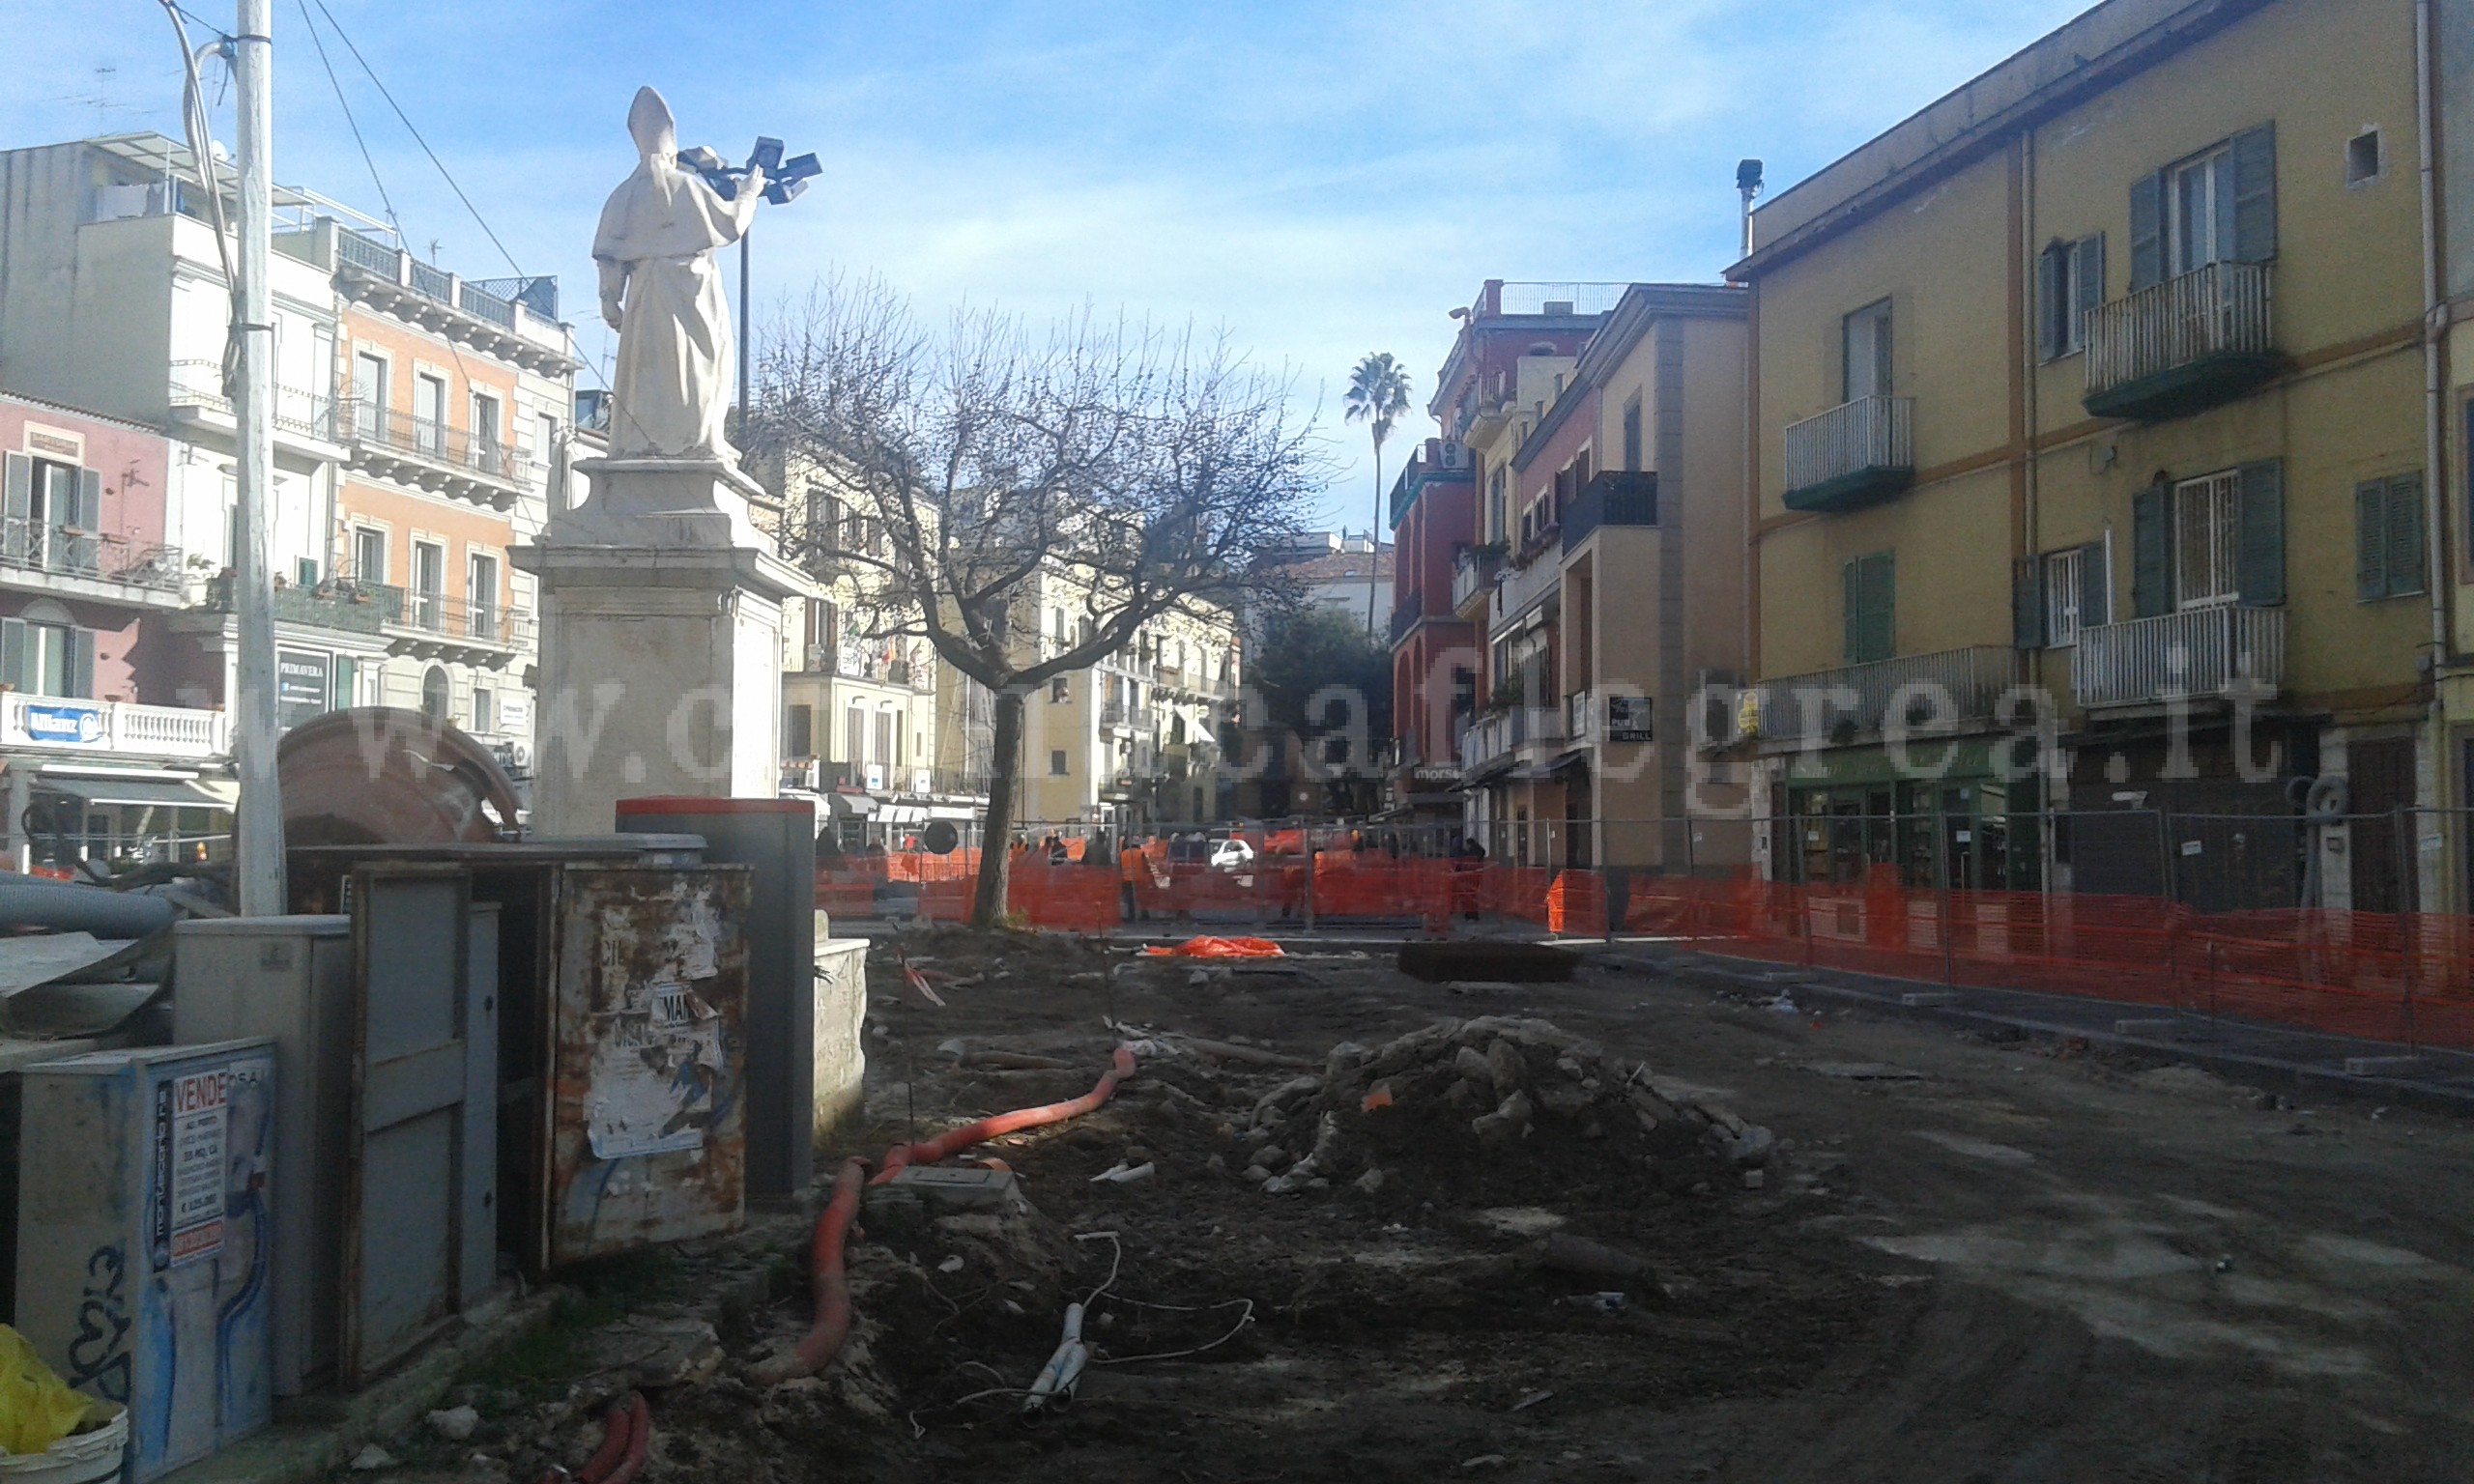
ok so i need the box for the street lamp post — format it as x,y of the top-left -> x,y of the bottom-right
681,138 -> 819,446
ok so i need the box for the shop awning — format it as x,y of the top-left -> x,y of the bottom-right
33,775 -> 239,811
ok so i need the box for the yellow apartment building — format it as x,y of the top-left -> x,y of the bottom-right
1737,0 -> 2466,913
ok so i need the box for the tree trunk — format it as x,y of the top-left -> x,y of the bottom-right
1366,435 -> 1384,633
971,685 -> 1026,927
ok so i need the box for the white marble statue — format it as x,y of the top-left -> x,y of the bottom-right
593,87 -> 765,461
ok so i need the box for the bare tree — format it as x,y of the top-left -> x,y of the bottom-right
749,276 -> 1326,926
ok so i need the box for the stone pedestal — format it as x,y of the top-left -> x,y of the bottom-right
513,455 -> 807,837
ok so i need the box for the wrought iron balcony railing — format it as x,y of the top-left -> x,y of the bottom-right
2072,605 -> 2284,710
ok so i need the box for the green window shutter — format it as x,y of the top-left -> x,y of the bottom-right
2132,482 -> 2172,616
2035,246 -> 2064,361
2079,540 -> 2110,628
2128,170 -> 2167,292
2075,235 -> 2105,326
73,468 -> 101,531
1842,558 -> 1862,665
2230,124 -> 2278,263
2355,479 -> 2388,600
3,452 -> 29,525
2385,472 -> 2425,597
1843,552 -> 1894,664
0,618 -> 24,693
2013,556 -> 2045,649
2235,458 -> 2285,606
68,628 -> 95,700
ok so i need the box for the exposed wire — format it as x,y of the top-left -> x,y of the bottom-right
1088,1298 -> 1255,1366
293,0 -> 400,243
306,0 -> 528,281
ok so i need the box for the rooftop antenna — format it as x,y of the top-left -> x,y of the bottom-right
1736,158 -> 1765,258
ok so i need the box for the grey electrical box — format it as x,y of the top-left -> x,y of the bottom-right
172,916 -> 354,1396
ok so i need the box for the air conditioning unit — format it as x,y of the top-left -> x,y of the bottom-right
863,763 -> 885,791
910,768 -> 932,796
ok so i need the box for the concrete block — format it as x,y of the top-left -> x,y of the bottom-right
880,1164 -> 1021,1213
2343,1055 -> 2426,1077
2113,1018 -> 2181,1038
813,938 -> 869,1145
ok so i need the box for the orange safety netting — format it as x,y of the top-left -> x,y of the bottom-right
818,848 -> 2474,1050
1140,935 -> 1286,958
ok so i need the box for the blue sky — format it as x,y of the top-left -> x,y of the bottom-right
4,0 -> 2092,531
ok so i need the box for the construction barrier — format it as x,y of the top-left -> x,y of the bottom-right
819,846 -> 2474,1050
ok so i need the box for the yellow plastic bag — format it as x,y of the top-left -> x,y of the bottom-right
0,1326 -> 89,1457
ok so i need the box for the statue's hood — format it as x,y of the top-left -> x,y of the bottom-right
627,86 -> 676,158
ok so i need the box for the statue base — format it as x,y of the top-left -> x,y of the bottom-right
514,456 -> 810,835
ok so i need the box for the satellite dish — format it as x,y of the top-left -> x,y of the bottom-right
922,819 -> 959,855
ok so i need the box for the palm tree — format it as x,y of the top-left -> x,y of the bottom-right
1343,352 -> 1413,634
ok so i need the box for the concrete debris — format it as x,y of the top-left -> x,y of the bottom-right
350,1443 -> 396,1470
426,1404 -> 481,1441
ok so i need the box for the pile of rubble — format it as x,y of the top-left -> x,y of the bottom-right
1217,1016 -> 1779,1205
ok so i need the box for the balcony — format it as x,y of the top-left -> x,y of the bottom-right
309,224 -> 575,376
1,691 -> 231,760
167,360 -> 341,455
1562,471 -> 1658,548
1388,590 -> 1424,645
198,571 -> 393,635
389,590 -> 536,657
1751,644 -> 2016,746
1101,699 -> 1158,731
2084,261 -> 2278,422
1451,544 -> 1502,617
1782,395 -> 1913,513
1490,544 -> 1562,634
1461,703 -> 1565,775
2,521 -> 187,602
2072,605 -> 2284,711
347,405 -> 531,509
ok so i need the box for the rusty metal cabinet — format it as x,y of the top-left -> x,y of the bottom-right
542,866 -> 751,1268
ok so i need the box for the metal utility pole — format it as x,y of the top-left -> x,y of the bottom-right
232,0 -> 286,915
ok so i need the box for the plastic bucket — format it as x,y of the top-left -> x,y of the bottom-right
0,1402 -> 127,1482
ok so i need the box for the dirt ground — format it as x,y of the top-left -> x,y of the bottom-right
392,928 -> 2474,1483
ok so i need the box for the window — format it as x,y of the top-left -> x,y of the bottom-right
2037,235 -> 2104,359
2040,544 -> 2108,647
876,708 -> 896,767
420,665 -> 450,722
2129,125 -> 2275,290
353,352 -> 388,439
2345,128 -> 2383,187
3,453 -> 101,575
333,654 -> 359,709
1843,299 -> 1892,402
1050,749 -> 1070,776
536,412 -> 559,462
787,703 -> 813,757
1050,676 -> 1069,703
1487,467 -> 1507,543
472,685 -> 496,734
351,526 -> 387,584
471,391 -> 503,474
845,703 -> 867,764
2131,461 -> 2282,615
2355,473 -> 2426,600
411,541 -> 445,630
295,557 -> 318,587
468,552 -> 500,641
1,603 -> 94,699
1841,551 -> 1894,664
1621,395 -> 1642,472
414,374 -> 447,455
2173,471 -> 2240,608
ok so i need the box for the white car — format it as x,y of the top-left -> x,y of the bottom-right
1208,838 -> 1256,870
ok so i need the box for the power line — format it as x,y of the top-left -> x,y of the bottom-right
306,0 -> 528,282
294,0 -> 400,241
